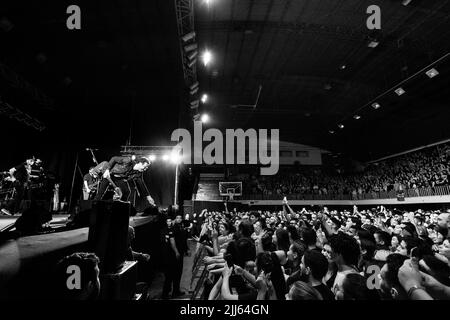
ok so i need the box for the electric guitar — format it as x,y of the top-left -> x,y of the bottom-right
83,180 -> 99,200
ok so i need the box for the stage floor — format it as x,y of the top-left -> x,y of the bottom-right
0,214 -> 69,232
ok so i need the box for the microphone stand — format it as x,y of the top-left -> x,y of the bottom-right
68,152 -> 79,214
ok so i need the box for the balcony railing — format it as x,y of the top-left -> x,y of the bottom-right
241,185 -> 450,201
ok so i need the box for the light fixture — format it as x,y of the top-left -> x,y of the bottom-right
353,115 -> 361,120
402,0 -> 413,6
148,154 -> 156,161
190,87 -> 199,95
201,49 -> 212,66
395,87 -> 406,96
201,113 -> 209,123
201,94 -> 208,103
338,124 -> 344,129
181,31 -> 195,42
329,130 -> 335,134
187,58 -> 197,68
170,150 -> 181,164
187,50 -> 198,61
184,43 -> 197,52
189,81 -> 199,90
426,68 -> 439,78
371,102 -> 381,109
162,154 -> 169,161
340,64 -> 346,70
190,100 -> 199,109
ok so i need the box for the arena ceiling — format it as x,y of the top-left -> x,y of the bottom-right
0,0 -> 449,163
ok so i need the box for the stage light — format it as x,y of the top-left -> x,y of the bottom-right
201,114 -> 209,123
201,49 -> 212,66
131,155 -> 136,161
371,102 -> 381,109
402,0 -> 412,5
184,43 -> 198,52
170,151 -> 182,164
353,115 -> 361,120
201,94 -> 208,103
329,130 -> 335,134
181,31 -> 195,42
189,81 -> 199,90
148,154 -> 156,161
340,64 -> 346,70
162,154 -> 169,161
395,87 -> 405,96
338,124 -> 344,129
426,68 -> 439,78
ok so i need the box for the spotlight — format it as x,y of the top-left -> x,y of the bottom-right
201,94 -> 208,103
189,81 -> 199,90
371,102 -> 381,110
148,154 -> 156,161
395,87 -> 406,96
426,68 -> 439,78
338,124 -> 344,129
329,130 -> 335,134
201,49 -> 212,66
402,0 -> 412,5
184,43 -> 198,52
170,151 -> 181,164
131,155 -> 136,161
181,31 -> 196,42
162,154 -> 169,161
201,114 -> 209,123
353,115 -> 361,120
340,64 -> 346,70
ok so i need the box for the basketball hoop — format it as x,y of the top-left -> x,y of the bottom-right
219,182 -> 242,200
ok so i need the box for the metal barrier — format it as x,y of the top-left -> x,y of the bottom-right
241,184 -> 450,201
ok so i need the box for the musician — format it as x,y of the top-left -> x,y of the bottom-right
95,155 -> 155,206
83,168 -> 98,200
6,158 -> 39,215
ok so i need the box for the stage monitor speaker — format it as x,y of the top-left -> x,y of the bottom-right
14,201 -> 52,235
88,200 -> 133,274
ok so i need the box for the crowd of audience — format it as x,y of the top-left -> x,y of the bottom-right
245,143 -> 450,198
191,200 -> 450,300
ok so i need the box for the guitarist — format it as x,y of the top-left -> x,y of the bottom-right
94,155 -> 155,206
83,167 -> 99,200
